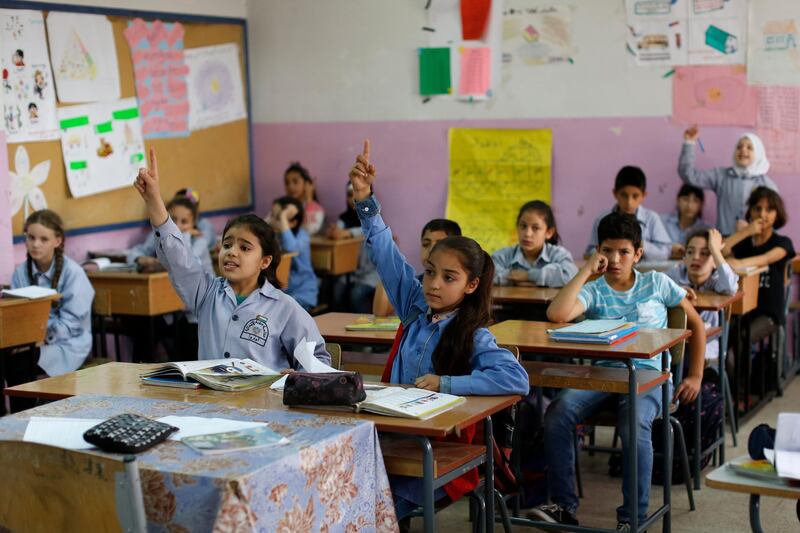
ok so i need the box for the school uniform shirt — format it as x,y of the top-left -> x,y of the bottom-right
355,194 -> 529,396
336,221 -> 379,289
11,256 -> 94,376
280,228 -> 318,309
660,211 -> 710,245
196,217 -> 217,249
732,233 -> 795,325
578,270 -> 686,371
585,205 -> 673,260
678,142 -> 779,235
665,262 -> 738,360
126,229 -> 214,274
303,200 -> 325,235
491,243 -> 578,287
153,216 -> 330,369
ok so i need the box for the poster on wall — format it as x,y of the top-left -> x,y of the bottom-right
123,18 -> 189,138
57,97 -> 146,198
625,0 -> 688,66
184,43 -> 246,131
687,0 -> 747,65
0,9 -> 59,143
502,3 -> 574,65
46,12 -> 121,103
447,128 -> 552,253
746,0 -> 800,85
672,65 -> 757,126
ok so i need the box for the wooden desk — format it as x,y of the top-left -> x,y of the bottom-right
792,255 -> 800,275
732,266 -> 768,316
491,285 -> 559,305
5,362 -> 519,533
0,295 -> 59,349
86,271 -> 184,316
310,235 -> 363,275
314,312 -> 397,345
706,456 -> 800,533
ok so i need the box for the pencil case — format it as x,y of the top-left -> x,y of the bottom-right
283,371 -> 366,406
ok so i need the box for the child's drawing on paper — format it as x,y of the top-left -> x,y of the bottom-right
185,43 -> 246,130
502,3 -> 574,65
195,60 -> 234,110
96,137 -> 113,157
33,69 -> 45,98
27,102 -> 37,121
9,145 -> 50,219
12,49 -> 23,67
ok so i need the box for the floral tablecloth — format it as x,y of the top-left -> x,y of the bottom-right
0,395 -> 399,533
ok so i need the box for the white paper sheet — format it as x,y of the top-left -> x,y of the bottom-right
23,417 -> 103,449
57,97 -> 145,198
2,285 -> 57,298
747,0 -> 800,85
184,43 -> 246,131
0,9 -> 59,142
270,338 -> 341,390
46,12 -> 120,103
775,412 -> 800,480
687,0 -> 747,65
156,416 -> 267,441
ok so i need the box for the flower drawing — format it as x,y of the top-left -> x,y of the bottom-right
9,145 -> 50,219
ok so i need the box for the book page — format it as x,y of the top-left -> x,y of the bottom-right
2,286 -> 58,299
363,388 -> 465,419
24,417 -> 103,450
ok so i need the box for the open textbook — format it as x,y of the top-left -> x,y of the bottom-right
1,286 -> 58,299
141,358 -> 280,391
309,387 -> 466,420
774,412 -> 800,480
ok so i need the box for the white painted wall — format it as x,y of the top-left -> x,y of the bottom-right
248,0 -> 673,123
25,0 -> 247,18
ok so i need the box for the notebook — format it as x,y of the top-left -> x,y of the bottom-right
548,320 -> 640,345
344,315 -> 401,332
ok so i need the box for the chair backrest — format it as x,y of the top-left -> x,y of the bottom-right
326,342 -> 342,370
92,287 -> 112,317
667,306 -> 688,370
371,282 -> 395,317
0,441 -> 146,533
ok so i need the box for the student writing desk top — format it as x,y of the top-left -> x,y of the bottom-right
314,312 -> 397,345
732,265 -> 768,316
86,271 -> 184,316
693,290 -> 744,312
0,295 -> 60,349
491,285 -> 559,305
310,235 -> 364,275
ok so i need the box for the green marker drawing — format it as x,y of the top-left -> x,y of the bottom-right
705,25 -> 737,54
131,153 -> 145,164
59,116 -> 89,130
663,69 -> 675,78
69,161 -> 88,170
94,121 -> 113,134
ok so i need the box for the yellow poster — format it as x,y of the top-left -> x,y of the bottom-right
446,128 -> 552,253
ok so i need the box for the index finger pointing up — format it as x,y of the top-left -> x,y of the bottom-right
148,147 -> 158,175
363,139 -> 370,162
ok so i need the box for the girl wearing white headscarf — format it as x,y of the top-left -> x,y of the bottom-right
677,125 -> 779,235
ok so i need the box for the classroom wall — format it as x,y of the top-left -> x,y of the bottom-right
248,0 -> 800,269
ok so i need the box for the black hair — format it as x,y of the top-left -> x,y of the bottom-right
517,200 -> 560,245
339,181 -> 360,229
222,214 -> 282,288
14,49 -> 22,58
677,183 -> 704,202
746,186 -> 788,230
684,228 -> 711,248
428,236 -> 494,377
174,188 -> 200,207
597,212 -> 643,250
284,162 -> 318,201
421,219 -> 462,239
166,196 -> 198,224
24,209 -> 65,295
28,102 -> 37,110
614,166 -> 647,192
273,195 -> 305,235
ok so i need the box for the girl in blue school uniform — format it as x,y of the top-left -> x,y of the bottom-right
133,149 -> 330,370
492,200 -> 577,287
6,209 -> 94,412
660,184 -> 709,254
348,140 -> 529,525
174,187 -> 217,249
267,196 -> 319,311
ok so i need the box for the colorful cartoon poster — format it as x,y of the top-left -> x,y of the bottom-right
625,0 -> 688,66
123,18 -> 189,138
46,12 -> 120,103
747,0 -> 800,85
502,2 -> 573,65
57,97 -> 146,198
672,65 -> 757,126
0,9 -> 59,143
687,0 -> 747,65
447,128 -> 552,253
184,43 -> 246,131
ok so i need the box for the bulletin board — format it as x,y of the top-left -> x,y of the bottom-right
4,2 -> 253,239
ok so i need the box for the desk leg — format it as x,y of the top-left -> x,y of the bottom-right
660,356 -> 671,533
413,436 -> 436,533
484,416 -> 495,533
749,494 -> 764,533
626,361 -> 639,533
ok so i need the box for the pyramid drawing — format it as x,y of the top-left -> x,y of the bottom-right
59,30 -> 97,80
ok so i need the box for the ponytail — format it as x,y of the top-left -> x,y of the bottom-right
430,238 -> 494,376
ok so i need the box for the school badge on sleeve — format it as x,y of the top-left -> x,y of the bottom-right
240,316 -> 269,346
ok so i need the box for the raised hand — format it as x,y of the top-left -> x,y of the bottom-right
707,228 -> 723,254
133,147 -> 168,226
349,139 -> 376,202
684,124 -> 699,142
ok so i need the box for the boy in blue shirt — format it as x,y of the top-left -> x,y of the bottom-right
534,212 -> 706,531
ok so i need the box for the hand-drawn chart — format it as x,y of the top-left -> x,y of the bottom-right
747,0 -> 800,85
184,43 -> 246,131
447,128 -> 552,253
672,65 -> 757,126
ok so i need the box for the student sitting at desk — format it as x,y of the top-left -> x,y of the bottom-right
585,166 -> 673,261
660,184 -> 709,255
724,187 -> 794,344
7,210 -> 94,412
349,140 -> 528,525
267,196 -> 318,311
534,212 -> 705,531
284,161 -> 325,235
134,149 -> 330,369
174,187 -> 216,249
665,228 -> 738,362
492,200 -> 577,287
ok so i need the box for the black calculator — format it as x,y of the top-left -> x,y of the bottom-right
83,413 -> 179,453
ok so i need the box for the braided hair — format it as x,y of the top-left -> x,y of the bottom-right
24,209 -> 65,293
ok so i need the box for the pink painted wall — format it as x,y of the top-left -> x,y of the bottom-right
253,118 -> 800,270
0,132 -> 12,285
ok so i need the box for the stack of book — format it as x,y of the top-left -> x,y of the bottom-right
548,319 -> 639,346
344,315 -> 401,332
